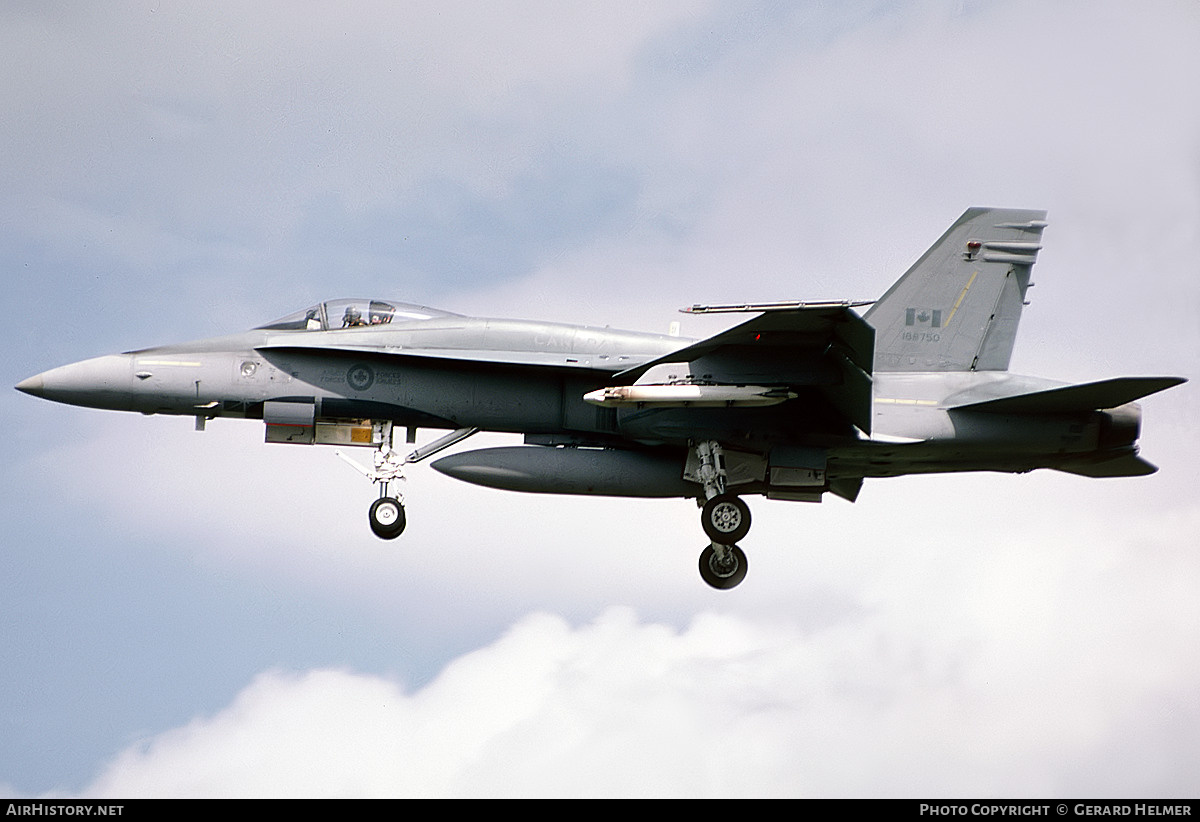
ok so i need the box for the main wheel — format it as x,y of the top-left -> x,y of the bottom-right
369,497 -> 406,540
699,543 -> 748,589
701,494 -> 751,544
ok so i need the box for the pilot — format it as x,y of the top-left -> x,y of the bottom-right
369,303 -> 394,325
305,308 -> 322,330
342,306 -> 365,327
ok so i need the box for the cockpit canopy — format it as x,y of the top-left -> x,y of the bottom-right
256,299 -> 462,332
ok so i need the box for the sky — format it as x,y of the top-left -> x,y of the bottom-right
2,0 -> 1198,798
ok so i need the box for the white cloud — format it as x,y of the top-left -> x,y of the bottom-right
73,599 -> 1200,798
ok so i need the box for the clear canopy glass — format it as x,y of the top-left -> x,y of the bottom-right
256,299 -> 462,331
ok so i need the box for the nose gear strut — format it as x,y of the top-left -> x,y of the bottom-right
336,424 -> 479,540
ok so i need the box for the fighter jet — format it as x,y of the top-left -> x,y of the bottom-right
16,208 -> 1185,588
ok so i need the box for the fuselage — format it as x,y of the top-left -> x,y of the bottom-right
18,312 -> 681,431
16,299 -> 1140,491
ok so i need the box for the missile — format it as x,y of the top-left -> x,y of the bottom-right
431,445 -> 695,497
582,383 -> 796,408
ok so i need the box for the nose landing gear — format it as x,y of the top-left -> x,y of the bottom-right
340,440 -> 407,540
338,424 -> 479,540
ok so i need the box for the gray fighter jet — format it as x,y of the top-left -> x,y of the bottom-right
16,208 -> 1184,588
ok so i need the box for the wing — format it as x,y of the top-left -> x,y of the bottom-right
614,303 -> 875,434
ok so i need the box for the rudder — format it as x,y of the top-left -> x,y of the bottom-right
864,207 -> 1047,372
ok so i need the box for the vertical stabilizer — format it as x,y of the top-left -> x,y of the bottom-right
865,207 -> 1047,372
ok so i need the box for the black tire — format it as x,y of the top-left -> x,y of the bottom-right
699,544 -> 748,589
369,497 -> 406,540
701,494 -> 751,544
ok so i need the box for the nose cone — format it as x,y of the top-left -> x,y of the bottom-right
15,374 -> 44,397
14,355 -> 136,411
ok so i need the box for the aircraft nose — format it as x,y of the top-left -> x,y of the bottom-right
15,374 -> 45,397
14,355 -> 136,411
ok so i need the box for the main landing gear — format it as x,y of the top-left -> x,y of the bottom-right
338,424 -> 478,541
699,543 -> 747,589
693,440 -> 752,590
702,493 -> 751,544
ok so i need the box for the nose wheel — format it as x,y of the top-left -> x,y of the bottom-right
369,496 -> 406,540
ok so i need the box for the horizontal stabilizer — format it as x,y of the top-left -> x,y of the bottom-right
950,376 -> 1185,414
1054,454 -> 1158,478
